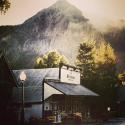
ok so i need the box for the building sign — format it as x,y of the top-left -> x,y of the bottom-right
60,65 -> 80,84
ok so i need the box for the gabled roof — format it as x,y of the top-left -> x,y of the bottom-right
12,68 -> 60,103
12,68 -> 59,87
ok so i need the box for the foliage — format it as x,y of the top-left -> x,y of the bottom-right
94,42 -> 116,65
118,71 -> 125,85
76,40 -> 96,81
0,0 -> 11,14
35,51 -> 68,68
76,40 -> 118,106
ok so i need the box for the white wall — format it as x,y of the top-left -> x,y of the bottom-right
44,83 -> 62,100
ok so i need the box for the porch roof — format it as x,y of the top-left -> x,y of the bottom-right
46,81 -> 98,96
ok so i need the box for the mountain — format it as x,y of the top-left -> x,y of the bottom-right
0,0 -> 98,69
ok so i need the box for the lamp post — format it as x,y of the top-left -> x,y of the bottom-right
107,106 -> 111,119
42,78 -> 45,119
20,71 -> 26,125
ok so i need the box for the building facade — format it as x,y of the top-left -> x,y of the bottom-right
0,52 -> 98,124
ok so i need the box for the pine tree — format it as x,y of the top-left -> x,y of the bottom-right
76,40 -> 96,88
76,40 -> 118,107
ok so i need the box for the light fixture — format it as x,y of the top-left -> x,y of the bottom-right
107,107 -> 111,112
20,71 -> 26,81
19,71 -> 26,124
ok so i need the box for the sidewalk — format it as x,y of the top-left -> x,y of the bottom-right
102,117 -> 125,125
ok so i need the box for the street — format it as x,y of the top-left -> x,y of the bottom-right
102,118 -> 125,125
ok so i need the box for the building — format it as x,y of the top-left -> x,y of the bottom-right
0,52 -> 98,124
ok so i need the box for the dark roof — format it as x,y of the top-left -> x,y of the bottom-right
12,68 -> 59,103
46,82 -> 98,96
12,68 -> 59,87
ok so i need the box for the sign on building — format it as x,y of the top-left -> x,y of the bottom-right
59,64 -> 80,84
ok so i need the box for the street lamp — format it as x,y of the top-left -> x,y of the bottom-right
20,71 -> 26,124
107,107 -> 111,112
42,78 -> 45,119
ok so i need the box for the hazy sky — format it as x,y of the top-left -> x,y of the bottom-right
0,0 -> 125,27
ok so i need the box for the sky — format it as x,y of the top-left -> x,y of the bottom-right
0,0 -> 125,28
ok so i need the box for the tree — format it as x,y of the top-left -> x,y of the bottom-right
94,42 -> 116,65
118,71 -> 125,85
35,51 -> 68,68
0,0 -> 10,14
95,43 -> 118,115
76,40 -> 118,111
76,40 -> 96,87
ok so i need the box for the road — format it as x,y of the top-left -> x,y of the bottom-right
103,118 -> 125,125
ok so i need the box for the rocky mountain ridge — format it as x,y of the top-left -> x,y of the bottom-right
0,0 -> 95,69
